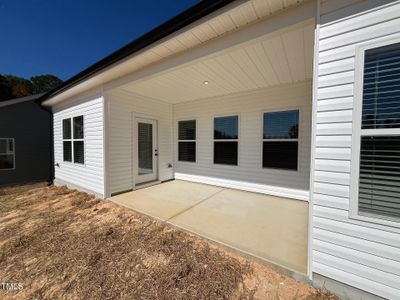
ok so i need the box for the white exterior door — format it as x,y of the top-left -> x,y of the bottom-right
136,118 -> 158,184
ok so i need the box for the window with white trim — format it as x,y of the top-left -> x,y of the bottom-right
356,41 -> 400,221
263,110 -> 299,170
63,116 -> 84,164
178,120 -> 196,162
214,115 -> 238,166
0,138 -> 15,170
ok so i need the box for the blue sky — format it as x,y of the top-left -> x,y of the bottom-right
0,0 -> 198,80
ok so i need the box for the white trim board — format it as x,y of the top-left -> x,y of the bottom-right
175,173 -> 310,201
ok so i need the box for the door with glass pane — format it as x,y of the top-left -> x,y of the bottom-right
136,118 -> 158,184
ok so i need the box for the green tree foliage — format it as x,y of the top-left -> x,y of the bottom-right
0,75 -> 12,101
0,74 -> 63,101
30,75 -> 63,95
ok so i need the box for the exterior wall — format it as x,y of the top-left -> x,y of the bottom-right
173,81 -> 312,200
53,93 -> 105,197
0,101 -> 51,185
107,89 -> 173,195
311,1 -> 400,299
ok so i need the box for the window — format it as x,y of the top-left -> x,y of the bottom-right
354,41 -> 400,222
178,120 -> 196,162
0,138 -> 15,170
214,115 -> 238,165
63,116 -> 84,164
263,110 -> 299,170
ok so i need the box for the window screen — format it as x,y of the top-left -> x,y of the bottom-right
63,119 -> 71,139
178,120 -> 196,162
359,136 -> 400,219
214,116 -> 238,165
263,110 -> 299,170
73,116 -> 84,139
362,43 -> 400,129
0,138 -> 15,170
62,116 -> 84,164
358,42 -> 400,220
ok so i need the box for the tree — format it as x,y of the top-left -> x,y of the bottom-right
0,74 -> 63,102
0,75 -> 12,101
30,75 -> 63,94
3,75 -> 33,98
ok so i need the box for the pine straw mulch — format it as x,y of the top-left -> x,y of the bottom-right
0,184 -> 338,300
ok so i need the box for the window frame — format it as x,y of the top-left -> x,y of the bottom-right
261,108 -> 301,172
177,119 -> 197,163
212,114 -> 240,167
62,116 -> 85,166
350,36 -> 400,228
0,138 -> 15,170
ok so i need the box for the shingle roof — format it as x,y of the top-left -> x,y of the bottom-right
0,93 -> 45,108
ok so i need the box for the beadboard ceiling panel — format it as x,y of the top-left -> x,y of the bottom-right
122,21 -> 314,103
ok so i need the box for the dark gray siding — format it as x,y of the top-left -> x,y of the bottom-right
0,101 -> 51,185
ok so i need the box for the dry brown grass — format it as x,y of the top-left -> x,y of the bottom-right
0,184 -> 338,300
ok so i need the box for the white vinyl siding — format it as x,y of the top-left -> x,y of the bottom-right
53,95 -> 104,197
107,89 -> 173,195
312,1 -> 400,299
173,81 -> 312,200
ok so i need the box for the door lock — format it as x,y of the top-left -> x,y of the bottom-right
155,149 -> 158,156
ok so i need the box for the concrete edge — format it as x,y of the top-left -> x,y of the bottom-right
312,273 -> 385,300
54,178 -> 104,199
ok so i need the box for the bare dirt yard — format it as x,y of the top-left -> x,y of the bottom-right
0,183 -> 338,300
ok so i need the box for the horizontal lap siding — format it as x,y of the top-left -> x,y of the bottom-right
173,82 -> 312,192
107,89 -> 173,195
53,96 -> 104,196
313,1 -> 400,299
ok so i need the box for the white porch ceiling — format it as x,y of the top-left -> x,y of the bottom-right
43,0 -> 311,106
122,21 -> 314,103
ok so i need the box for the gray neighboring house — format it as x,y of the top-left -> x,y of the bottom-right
0,94 -> 52,185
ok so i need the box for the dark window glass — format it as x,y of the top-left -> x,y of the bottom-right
214,141 -> 238,165
178,142 -> 196,162
263,110 -> 299,139
63,119 -> 71,139
0,155 -> 13,169
63,141 -> 72,162
138,122 -> 153,174
0,139 -> 6,153
263,141 -> 298,170
73,116 -> 84,139
179,120 -> 196,140
362,42 -> 400,129
358,136 -> 400,219
214,116 -> 238,139
8,139 -> 13,151
73,141 -> 84,164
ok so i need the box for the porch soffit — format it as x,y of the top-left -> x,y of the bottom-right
43,0 -> 312,106
120,19 -> 314,103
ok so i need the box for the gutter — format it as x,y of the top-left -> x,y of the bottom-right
38,0 -> 235,104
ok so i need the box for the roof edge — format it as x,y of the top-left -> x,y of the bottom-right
0,93 -> 45,108
39,0 -> 236,104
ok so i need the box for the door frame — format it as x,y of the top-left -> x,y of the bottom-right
132,113 -> 159,188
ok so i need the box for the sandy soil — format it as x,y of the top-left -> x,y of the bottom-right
0,184 -> 338,299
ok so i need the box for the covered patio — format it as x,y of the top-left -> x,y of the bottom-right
109,180 -> 308,274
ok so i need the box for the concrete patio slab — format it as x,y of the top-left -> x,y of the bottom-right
171,188 -> 308,274
109,180 -> 222,220
109,180 -> 308,274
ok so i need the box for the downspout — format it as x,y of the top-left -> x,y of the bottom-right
35,100 -> 54,185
